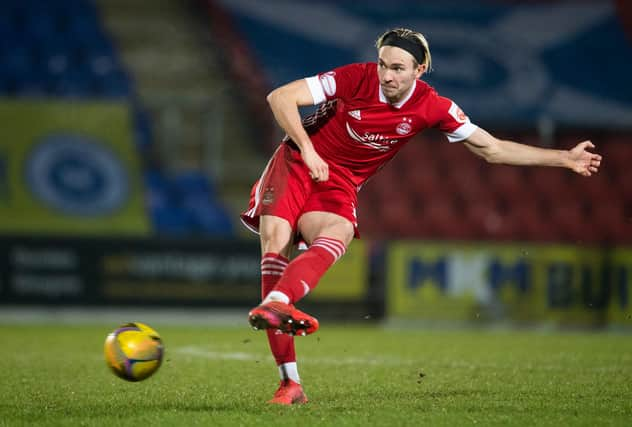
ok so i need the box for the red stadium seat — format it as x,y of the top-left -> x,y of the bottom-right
523,168 -> 577,210
549,201 -> 593,244
509,197 -> 560,242
579,173 -> 619,204
591,201 -> 628,243
405,164 -> 443,200
601,142 -> 629,175
419,195 -> 460,238
487,167 -> 528,206
359,132 -> 632,245
445,162 -> 487,202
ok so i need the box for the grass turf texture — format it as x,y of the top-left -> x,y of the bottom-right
0,324 -> 630,426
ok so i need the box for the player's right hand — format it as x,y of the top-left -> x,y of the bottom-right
568,140 -> 601,177
301,148 -> 329,182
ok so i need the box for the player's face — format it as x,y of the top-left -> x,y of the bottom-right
377,46 -> 426,103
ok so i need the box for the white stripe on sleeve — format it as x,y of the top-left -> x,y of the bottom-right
445,122 -> 478,143
305,76 -> 326,105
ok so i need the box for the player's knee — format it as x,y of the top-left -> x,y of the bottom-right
260,229 -> 292,255
261,234 -> 290,254
330,224 -> 354,248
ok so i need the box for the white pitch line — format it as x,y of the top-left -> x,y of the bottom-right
175,345 -> 413,366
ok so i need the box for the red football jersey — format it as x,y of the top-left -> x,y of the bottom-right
297,62 -> 477,188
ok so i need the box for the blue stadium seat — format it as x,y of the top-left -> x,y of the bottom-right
65,15 -> 103,41
151,206 -> 194,235
12,69 -> 49,96
23,12 -> 59,41
144,170 -> 190,234
0,15 -> 19,41
2,46 -> 34,76
183,197 -> 234,236
170,171 -> 234,235
38,38 -> 77,76
143,169 -> 234,236
171,171 -> 216,199
96,69 -> 132,98
132,106 -> 154,152
50,68 -> 96,97
0,0 -> 132,100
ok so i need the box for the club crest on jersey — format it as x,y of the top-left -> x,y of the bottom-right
262,186 -> 275,205
348,109 -> 361,120
396,117 -> 413,135
319,72 -> 337,97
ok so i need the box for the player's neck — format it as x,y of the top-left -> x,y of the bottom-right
381,80 -> 416,107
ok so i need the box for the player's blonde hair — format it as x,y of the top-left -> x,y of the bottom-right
375,28 -> 432,71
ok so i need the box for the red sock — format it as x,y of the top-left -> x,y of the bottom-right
274,237 -> 346,304
261,252 -> 295,365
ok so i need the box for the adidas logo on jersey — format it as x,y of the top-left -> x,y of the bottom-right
348,109 -> 361,120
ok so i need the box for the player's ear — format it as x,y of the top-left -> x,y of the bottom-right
415,63 -> 427,78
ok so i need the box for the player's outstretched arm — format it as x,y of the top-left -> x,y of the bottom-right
463,128 -> 602,176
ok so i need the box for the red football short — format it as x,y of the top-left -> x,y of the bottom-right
240,143 -> 360,237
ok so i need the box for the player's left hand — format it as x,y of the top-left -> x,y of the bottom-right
568,141 -> 602,177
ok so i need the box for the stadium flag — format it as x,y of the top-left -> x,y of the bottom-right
0,100 -> 149,235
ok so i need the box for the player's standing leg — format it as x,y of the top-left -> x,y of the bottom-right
257,215 -> 308,405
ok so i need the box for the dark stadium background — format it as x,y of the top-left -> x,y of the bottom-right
0,0 -> 631,328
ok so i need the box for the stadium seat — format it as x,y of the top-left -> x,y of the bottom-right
444,162 -> 488,204
96,69 -> 132,98
591,202 -> 626,243
144,170 -> 190,235
132,106 -> 154,153
167,171 -> 234,236
549,201 -> 591,243
23,12 -> 58,41
171,171 -> 217,199
382,200 -> 418,238
2,45 -> 34,77
486,166 -> 526,199
51,68 -> 96,97
182,198 -> 234,237
0,0 -> 131,100
467,201 -> 517,241
404,164 -> 442,200
580,173 -> 618,204
420,196 -> 461,238
12,69 -> 49,96
508,195 -> 559,242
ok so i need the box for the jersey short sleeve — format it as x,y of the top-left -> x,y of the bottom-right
431,95 -> 478,143
305,63 -> 367,105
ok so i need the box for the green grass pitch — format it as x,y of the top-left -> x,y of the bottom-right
1,322 -> 631,426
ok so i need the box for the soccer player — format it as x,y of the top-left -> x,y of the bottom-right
240,28 -> 602,405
